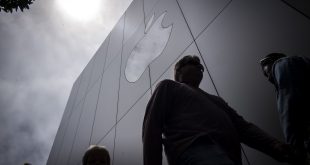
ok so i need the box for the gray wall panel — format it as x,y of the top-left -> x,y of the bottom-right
196,0 -> 310,128
195,0 -> 310,164
114,91 -> 151,165
124,0 -> 144,43
178,0 -> 231,39
118,20 -> 150,121
71,74 -> 82,106
282,0 -> 310,19
68,80 -> 101,165
143,0 -> 161,18
90,54 -> 122,145
105,16 -> 125,70
66,77 -> 82,119
148,0 -> 193,85
75,59 -> 95,106
89,38 -> 110,88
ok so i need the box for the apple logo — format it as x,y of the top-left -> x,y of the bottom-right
125,11 -> 173,82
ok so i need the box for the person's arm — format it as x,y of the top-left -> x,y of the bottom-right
219,99 -> 295,162
142,80 -> 174,165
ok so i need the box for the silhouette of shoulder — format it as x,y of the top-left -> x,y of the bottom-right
158,79 -> 178,85
275,56 -> 310,68
273,56 -> 310,89
197,88 -> 228,105
156,79 -> 181,89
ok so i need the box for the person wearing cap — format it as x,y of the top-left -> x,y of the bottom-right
143,55 -> 295,165
260,53 -> 310,164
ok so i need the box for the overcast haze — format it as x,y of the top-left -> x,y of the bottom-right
0,0 -> 132,164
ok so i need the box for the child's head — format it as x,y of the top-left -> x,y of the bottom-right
83,145 -> 110,165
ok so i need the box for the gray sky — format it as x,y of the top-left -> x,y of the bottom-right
0,0 -> 132,164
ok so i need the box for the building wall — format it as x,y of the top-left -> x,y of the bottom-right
47,0 -> 310,164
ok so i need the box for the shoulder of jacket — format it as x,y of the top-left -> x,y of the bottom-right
206,93 -> 228,105
157,79 -> 179,87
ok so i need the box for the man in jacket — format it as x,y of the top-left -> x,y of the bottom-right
143,55 -> 295,165
260,53 -> 310,164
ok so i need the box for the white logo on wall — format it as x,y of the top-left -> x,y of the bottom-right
125,11 -> 173,82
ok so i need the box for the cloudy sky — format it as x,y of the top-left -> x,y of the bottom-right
0,0 -> 132,164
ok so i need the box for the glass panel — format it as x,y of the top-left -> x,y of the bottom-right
118,18 -> 151,121
114,90 -> 151,165
178,0 -> 231,39
73,74 -> 82,108
68,80 -> 101,165
147,0 -> 193,85
105,15 -> 125,70
75,59 -> 95,106
55,101 -> 84,165
89,37 -> 110,88
124,0 -> 144,43
281,0 -> 310,19
194,1 -> 310,164
91,54 -> 122,145
67,77 -> 82,118
195,0 -> 310,127
143,0 -> 161,18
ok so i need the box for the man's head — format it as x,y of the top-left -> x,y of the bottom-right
260,53 -> 286,82
174,55 -> 204,88
83,145 -> 110,165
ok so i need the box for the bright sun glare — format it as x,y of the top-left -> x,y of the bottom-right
57,0 -> 102,22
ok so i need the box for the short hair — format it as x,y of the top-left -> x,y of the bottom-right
260,53 -> 286,66
174,55 -> 204,81
82,145 -> 110,165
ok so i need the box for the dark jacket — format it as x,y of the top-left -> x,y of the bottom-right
143,79 -> 286,165
272,56 -> 310,148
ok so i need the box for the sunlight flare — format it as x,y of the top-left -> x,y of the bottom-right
56,0 -> 102,22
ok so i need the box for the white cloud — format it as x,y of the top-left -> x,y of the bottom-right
0,0 -> 132,164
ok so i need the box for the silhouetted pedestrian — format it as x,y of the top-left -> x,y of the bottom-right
260,53 -> 310,164
83,145 -> 110,165
143,55 -> 295,165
